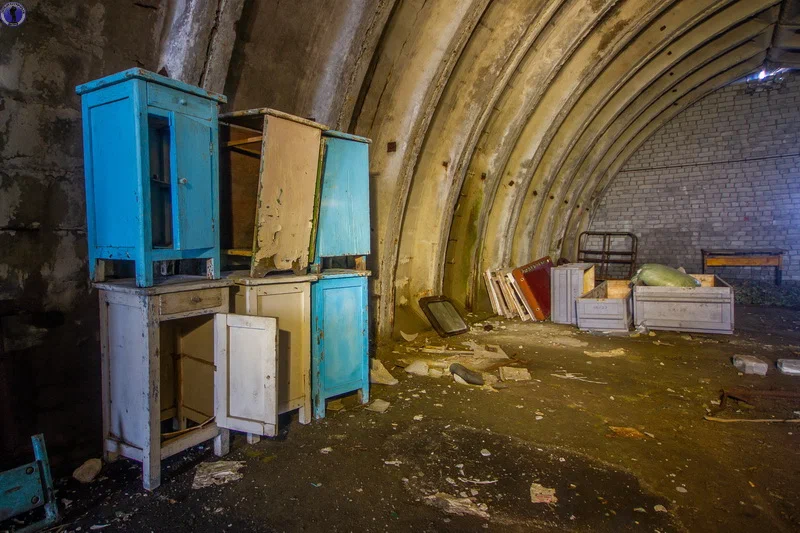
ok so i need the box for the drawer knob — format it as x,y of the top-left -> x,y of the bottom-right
190,296 -> 202,304
179,177 -> 188,185
179,98 -> 187,105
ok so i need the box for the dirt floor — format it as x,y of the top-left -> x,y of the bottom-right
6,306 -> 800,532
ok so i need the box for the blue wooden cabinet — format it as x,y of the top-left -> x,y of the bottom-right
311,270 -> 370,418
310,130 -> 372,418
76,69 -> 227,287
314,131 -> 371,264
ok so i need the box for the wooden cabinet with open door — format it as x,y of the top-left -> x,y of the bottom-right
96,278 -> 279,490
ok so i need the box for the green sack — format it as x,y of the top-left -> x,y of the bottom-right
631,264 -> 701,288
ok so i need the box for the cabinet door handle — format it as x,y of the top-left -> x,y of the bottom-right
179,178 -> 188,185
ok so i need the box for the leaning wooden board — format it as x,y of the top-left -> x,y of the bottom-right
511,257 -> 553,321
254,115 -> 324,275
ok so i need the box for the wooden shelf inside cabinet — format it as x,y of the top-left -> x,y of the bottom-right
96,278 -> 282,490
223,136 -> 263,148
218,109 -> 328,278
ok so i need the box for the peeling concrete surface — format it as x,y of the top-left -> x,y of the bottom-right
0,0 -> 162,468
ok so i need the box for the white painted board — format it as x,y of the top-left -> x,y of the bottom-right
214,313 -> 279,436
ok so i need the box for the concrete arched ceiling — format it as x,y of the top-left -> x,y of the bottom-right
162,0 -> 799,338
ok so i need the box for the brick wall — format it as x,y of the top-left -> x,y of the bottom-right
589,70 -> 800,282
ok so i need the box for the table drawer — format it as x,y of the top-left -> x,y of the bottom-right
147,84 -> 213,120
159,288 -> 223,316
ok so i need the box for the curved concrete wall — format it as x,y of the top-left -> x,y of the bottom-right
209,0 -> 789,338
3,0 -> 797,465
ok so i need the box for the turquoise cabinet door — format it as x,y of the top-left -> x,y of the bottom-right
312,275 -> 369,418
173,112 -> 215,250
317,136 -> 371,257
85,89 -> 140,249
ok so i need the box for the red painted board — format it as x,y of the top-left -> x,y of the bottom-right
512,257 -> 553,320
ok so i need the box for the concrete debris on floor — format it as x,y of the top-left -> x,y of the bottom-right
191,461 -> 246,489
15,306 -> 800,532
778,359 -> 800,375
584,348 -> 626,358
366,399 -> 391,413
73,458 -> 103,484
529,483 -> 558,504
425,492 -> 490,519
608,426 -> 648,439
499,367 -> 532,382
732,354 -> 770,376
371,359 -> 399,385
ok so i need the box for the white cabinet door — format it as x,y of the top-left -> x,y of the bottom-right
214,313 -> 279,437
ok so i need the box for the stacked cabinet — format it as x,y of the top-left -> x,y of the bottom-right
218,109 -> 327,276
230,272 -> 317,438
312,271 -> 370,419
311,131 -> 372,418
313,131 -> 371,264
97,278 -> 281,490
77,69 -> 226,287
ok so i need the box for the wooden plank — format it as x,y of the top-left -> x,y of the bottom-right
489,271 -> 511,318
218,121 -> 261,134
220,107 -> 328,130
93,277 -> 234,295
494,272 -> 518,319
705,256 -> 782,267
506,271 -> 533,321
251,116 -> 322,276
99,292 -> 114,462
227,271 -> 319,285
503,270 -> 528,320
160,423 -> 220,460
223,136 -> 262,148
143,297 -> 161,490
224,248 -> 254,257
105,439 -> 143,462
483,270 -> 501,315
702,248 -> 785,255
229,146 -> 261,157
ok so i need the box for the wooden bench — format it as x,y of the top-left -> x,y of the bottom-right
701,248 -> 786,285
